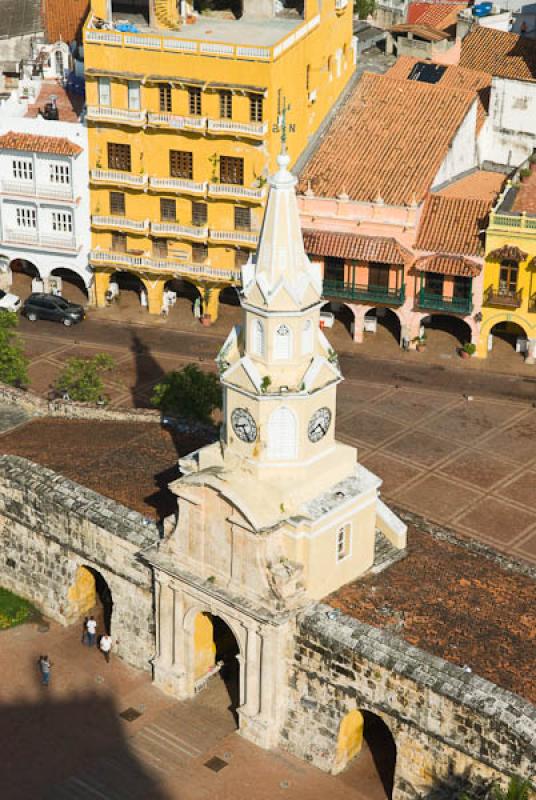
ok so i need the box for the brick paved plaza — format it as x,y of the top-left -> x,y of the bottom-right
0,620 -> 388,800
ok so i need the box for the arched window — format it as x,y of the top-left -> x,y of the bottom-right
274,323 -> 292,360
251,319 -> 264,356
54,49 -> 64,77
268,407 -> 297,460
301,319 -> 313,354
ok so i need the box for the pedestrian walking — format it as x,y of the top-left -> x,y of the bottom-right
39,655 -> 52,687
99,633 -> 113,664
86,616 -> 97,647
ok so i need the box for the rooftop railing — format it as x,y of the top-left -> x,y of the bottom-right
84,13 -> 320,64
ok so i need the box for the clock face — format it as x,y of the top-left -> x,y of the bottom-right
308,407 -> 332,443
231,407 -> 257,443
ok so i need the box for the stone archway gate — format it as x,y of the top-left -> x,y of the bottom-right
0,456 -> 159,671
282,606 -> 536,799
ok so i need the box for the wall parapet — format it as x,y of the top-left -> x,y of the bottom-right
0,455 -> 160,548
300,603 -> 536,761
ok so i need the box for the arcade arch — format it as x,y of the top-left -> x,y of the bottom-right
321,301 -> 355,340
488,320 -> 529,359
109,271 -> 148,308
364,307 -> 401,345
420,314 -> 473,347
193,612 -> 240,725
50,267 -> 89,304
8,258 -> 40,298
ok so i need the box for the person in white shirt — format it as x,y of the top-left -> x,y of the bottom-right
100,634 -> 113,663
86,616 -> 97,647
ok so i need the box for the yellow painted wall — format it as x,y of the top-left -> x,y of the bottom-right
335,710 -> 364,768
67,566 -> 97,617
85,0 -> 354,315
194,612 -> 217,679
477,211 -> 536,357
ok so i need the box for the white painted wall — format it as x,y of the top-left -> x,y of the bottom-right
480,76 -> 536,167
431,101 -> 479,189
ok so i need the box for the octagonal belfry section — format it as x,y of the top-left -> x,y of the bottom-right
143,153 -> 406,749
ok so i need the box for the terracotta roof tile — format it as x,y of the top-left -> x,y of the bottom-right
459,26 -> 536,82
511,169 -> 536,215
410,2 -> 467,29
416,194 -> 490,255
25,81 -> 83,123
0,131 -> 82,156
326,523 -> 536,703
298,73 -> 477,206
389,23 -> 450,41
488,245 -> 528,262
414,253 -> 481,276
303,229 -> 412,264
41,0 -> 89,43
385,56 -> 491,132
438,169 -> 505,201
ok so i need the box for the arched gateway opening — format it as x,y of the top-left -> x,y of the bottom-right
193,612 -> 240,727
336,710 -> 397,799
68,565 -> 114,634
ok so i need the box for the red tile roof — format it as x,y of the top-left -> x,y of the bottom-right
25,81 -> 83,123
459,26 -> 536,82
326,522 -> 536,703
389,23 -> 450,41
410,2 -> 467,29
416,194 -> 490,255
438,170 -> 505,201
303,229 -> 412,265
414,253 -> 481,276
385,56 -> 491,132
298,73 -> 477,206
511,169 -> 536,215
41,0 -> 89,43
0,131 -> 82,156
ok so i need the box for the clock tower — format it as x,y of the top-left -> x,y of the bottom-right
145,152 -> 406,748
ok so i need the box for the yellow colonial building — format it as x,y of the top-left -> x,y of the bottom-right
478,165 -> 536,363
84,0 -> 354,318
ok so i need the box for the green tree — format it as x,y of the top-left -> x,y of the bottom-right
354,0 -> 376,19
492,778 -> 532,800
151,364 -> 221,424
54,353 -> 115,403
0,311 -> 28,387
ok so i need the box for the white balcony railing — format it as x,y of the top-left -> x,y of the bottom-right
335,0 -> 348,10
207,119 -> 268,138
208,183 -> 266,201
4,227 -> 38,244
4,228 -> 77,250
90,169 -> 148,188
147,112 -> 207,131
1,180 -> 75,200
209,229 -> 259,245
92,215 -> 149,232
148,176 -> 207,195
87,106 -> 146,125
90,248 -> 241,282
151,221 -> 208,240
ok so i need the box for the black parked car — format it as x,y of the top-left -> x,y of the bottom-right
22,293 -> 84,326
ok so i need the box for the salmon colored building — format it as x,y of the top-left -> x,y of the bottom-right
297,59 -> 505,349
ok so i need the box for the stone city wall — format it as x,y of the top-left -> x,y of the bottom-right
0,455 -> 160,671
282,605 -> 536,799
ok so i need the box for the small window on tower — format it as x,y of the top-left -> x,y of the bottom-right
251,319 -> 264,356
336,525 -> 351,562
274,323 -> 292,360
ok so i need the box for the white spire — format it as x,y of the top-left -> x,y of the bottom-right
242,152 -> 322,308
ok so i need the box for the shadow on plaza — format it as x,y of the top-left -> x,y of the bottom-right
0,692 -> 172,800
130,332 -> 167,409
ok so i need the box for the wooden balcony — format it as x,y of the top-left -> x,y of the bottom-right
417,289 -> 473,314
323,280 -> 405,306
485,286 -> 522,308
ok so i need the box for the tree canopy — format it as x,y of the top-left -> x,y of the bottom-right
151,364 -> 221,424
54,353 -> 115,403
0,312 -> 28,388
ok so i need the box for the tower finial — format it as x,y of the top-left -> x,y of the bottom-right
277,95 -> 291,157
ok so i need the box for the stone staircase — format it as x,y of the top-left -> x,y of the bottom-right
154,0 -> 181,30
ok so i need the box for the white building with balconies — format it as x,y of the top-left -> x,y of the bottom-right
0,84 -> 90,303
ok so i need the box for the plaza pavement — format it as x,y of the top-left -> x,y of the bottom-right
0,620 -> 388,800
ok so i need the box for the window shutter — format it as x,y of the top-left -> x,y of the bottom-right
268,407 -> 297,461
